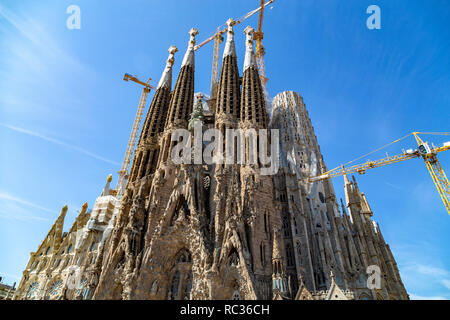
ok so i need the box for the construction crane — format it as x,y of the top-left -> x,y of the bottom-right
254,0 -> 269,86
309,132 -> 450,215
194,0 -> 275,100
116,73 -> 156,193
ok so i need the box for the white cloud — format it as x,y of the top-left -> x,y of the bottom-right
0,192 -> 54,223
0,192 -> 55,214
403,263 -> 450,294
1,123 -> 120,166
416,264 -> 450,277
442,279 -> 450,290
0,4 -> 91,74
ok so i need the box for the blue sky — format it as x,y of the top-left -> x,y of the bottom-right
0,0 -> 449,299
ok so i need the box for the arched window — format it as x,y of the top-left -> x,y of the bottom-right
27,282 -> 40,300
184,272 -> 192,300
283,215 -> 290,237
260,242 -> 266,267
90,242 -> 96,252
228,247 -> 239,267
232,290 -> 241,300
45,247 -> 51,255
67,244 -> 73,254
169,271 -> 181,300
286,243 -> 294,267
319,192 -> 325,203
264,212 -> 268,233
48,280 -> 63,298
167,249 -> 193,300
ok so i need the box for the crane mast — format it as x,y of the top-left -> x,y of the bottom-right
309,132 -> 450,215
254,0 -> 268,86
116,74 -> 155,194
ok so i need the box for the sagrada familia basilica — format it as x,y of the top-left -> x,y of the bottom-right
13,20 -> 409,300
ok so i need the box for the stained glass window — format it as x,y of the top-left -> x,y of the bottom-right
48,280 -> 63,297
27,282 -> 39,300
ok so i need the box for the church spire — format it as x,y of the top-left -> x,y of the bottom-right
272,228 -> 289,297
240,26 -> 267,127
216,18 -> 240,119
140,46 -> 178,142
129,46 -> 178,182
181,28 -> 198,68
165,28 -> 198,128
157,45 -> 178,89
243,26 -> 257,71
223,18 -> 236,58
52,205 -> 68,248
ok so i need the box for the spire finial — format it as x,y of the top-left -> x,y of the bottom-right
244,26 -> 255,43
341,164 -> 350,185
226,18 -> 236,30
189,28 -> 199,46
168,45 -> 178,55
101,174 -> 112,196
223,18 -> 236,57
182,28 -> 198,68
157,45 -> 178,89
243,26 -> 256,71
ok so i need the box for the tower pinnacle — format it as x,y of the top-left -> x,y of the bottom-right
157,45 -> 178,89
223,18 -> 236,58
243,26 -> 256,71
181,28 -> 199,68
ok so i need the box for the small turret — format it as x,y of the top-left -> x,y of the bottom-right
272,228 -> 289,297
101,174 -> 113,196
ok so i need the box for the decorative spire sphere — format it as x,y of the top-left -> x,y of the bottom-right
62,205 -> 68,212
226,18 -> 236,29
107,174 -> 113,183
244,26 -> 255,37
168,45 -> 178,55
189,27 -> 199,38
82,202 -> 88,209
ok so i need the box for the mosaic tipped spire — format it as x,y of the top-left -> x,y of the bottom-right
181,28 -> 199,68
157,45 -> 178,89
223,18 -> 236,58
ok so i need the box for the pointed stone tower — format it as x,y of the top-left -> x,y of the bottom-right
92,45 -> 179,300
240,26 -> 268,128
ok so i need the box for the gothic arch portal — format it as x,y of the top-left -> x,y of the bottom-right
167,248 -> 193,300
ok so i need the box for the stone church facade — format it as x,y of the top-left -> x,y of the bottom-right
13,176 -> 120,300
14,21 -> 409,300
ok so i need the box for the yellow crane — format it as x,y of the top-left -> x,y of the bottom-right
309,132 -> 450,215
254,0 -> 269,86
194,0 -> 275,100
116,73 -> 155,193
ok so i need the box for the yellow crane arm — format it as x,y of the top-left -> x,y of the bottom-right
309,132 -> 450,215
309,151 -> 421,182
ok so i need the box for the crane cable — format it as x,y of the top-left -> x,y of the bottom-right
327,131 -> 450,174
